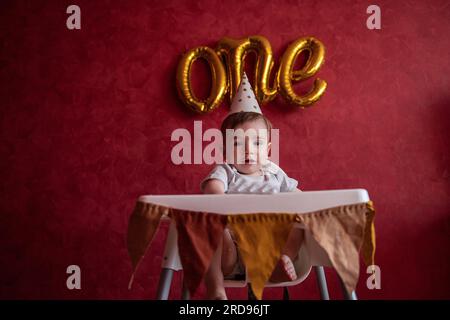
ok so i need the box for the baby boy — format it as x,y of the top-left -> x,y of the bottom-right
200,74 -> 304,299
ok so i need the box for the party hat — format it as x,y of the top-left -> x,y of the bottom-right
229,73 -> 262,114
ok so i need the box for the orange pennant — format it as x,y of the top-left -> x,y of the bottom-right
228,214 -> 296,299
126,202 -> 168,288
171,210 -> 227,296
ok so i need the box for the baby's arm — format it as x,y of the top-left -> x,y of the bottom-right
202,179 -> 225,194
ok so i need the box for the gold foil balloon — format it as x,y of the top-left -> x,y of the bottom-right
176,46 -> 227,114
177,36 -> 327,113
216,35 -> 277,105
278,37 -> 327,107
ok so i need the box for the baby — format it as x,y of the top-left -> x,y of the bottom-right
200,110 -> 304,300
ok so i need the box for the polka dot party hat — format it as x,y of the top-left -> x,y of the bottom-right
229,72 -> 262,115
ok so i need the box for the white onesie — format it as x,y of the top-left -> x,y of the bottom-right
200,161 -> 298,194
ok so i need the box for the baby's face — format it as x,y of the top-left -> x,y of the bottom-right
226,119 -> 271,175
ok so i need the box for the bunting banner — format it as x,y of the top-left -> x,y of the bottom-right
126,201 -> 375,299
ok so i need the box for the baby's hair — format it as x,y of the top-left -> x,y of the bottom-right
220,111 -> 273,141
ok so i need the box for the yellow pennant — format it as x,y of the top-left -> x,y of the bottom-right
228,213 -> 295,299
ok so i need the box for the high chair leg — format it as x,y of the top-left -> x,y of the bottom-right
247,284 -> 257,300
283,287 -> 290,300
338,275 -> 357,300
181,281 -> 190,300
156,268 -> 174,300
314,266 -> 330,300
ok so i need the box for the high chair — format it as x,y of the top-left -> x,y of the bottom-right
140,189 -> 370,300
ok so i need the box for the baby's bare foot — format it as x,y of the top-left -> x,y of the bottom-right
269,255 -> 297,283
206,289 -> 228,300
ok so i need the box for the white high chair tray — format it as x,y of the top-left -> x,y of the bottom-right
138,189 -> 370,214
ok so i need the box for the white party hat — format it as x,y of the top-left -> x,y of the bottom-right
229,72 -> 262,114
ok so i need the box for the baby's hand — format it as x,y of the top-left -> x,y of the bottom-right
202,179 -> 225,194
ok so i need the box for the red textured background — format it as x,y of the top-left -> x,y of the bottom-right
1,0 -> 449,299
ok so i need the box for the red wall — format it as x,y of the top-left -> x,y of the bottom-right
0,0 -> 449,299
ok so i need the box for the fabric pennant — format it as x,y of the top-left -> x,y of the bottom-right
361,201 -> 376,267
126,202 -> 168,289
171,210 -> 227,296
296,202 -> 375,294
228,213 -> 296,300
